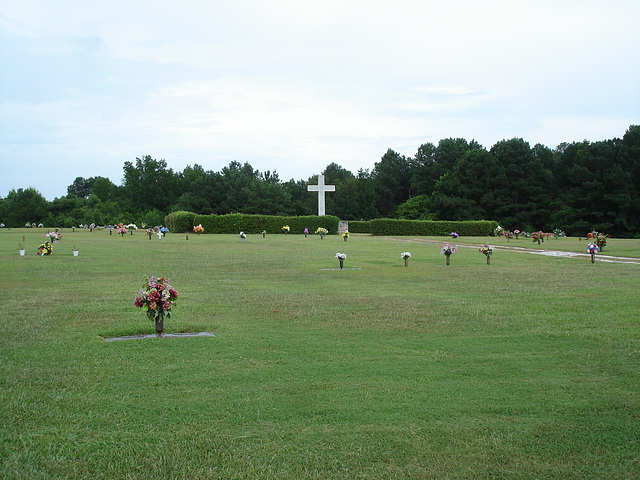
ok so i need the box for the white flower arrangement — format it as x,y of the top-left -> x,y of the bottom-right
401,252 -> 411,259
335,252 -> 347,260
238,231 -> 246,239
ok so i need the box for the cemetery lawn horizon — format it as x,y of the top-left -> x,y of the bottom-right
1,229 -> 639,479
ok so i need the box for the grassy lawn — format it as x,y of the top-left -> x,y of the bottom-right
1,229 -> 639,479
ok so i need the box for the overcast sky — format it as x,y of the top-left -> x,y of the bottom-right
1,0 -> 638,201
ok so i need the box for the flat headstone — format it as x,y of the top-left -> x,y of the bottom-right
104,332 -> 214,341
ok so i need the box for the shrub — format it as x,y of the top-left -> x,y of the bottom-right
165,211 -> 196,232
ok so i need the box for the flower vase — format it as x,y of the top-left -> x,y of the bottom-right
339,259 -> 344,269
73,250 -> 79,257
404,257 -> 408,267
590,253 -> 595,263
445,255 -> 450,265
486,255 -> 491,265
343,237 -> 347,242
19,249 -> 25,256
155,317 -> 164,335
262,232 -> 266,238
320,235 -> 324,240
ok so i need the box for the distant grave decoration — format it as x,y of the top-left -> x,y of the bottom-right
117,225 -> 128,237
342,230 -> 350,242
315,227 -> 328,239
586,243 -> 599,263
238,231 -> 246,242
401,252 -> 411,267
479,244 -> 493,264
134,276 -> 179,335
335,252 -> 347,269
193,224 -> 204,235
596,234 -> 608,252
46,230 -> 62,243
303,228 -> 309,238
281,225 -> 290,235
440,243 -> 458,265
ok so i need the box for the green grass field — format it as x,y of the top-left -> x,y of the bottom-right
1,228 -> 639,479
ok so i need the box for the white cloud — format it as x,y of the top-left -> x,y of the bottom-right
1,0 -> 639,199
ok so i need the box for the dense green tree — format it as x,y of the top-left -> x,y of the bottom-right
490,138 -> 552,230
67,177 -> 95,199
283,179 -> 315,216
2,188 -> 49,227
409,142 -> 438,196
430,148 -> 507,221
322,163 -> 356,220
246,170 -> 292,216
372,149 -> 411,217
395,194 -> 433,220
122,155 -> 179,213
352,169 -> 379,220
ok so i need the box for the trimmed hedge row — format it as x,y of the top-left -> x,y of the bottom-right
165,212 -> 497,236
368,219 -> 499,236
165,212 -> 340,235
345,220 -> 372,234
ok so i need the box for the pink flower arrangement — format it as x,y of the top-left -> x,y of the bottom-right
134,276 -> 178,321
440,243 -> 458,256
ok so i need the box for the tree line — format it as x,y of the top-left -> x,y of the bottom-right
1,125 -> 638,237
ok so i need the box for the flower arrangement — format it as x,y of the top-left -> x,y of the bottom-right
281,225 -> 290,234
304,227 -> 309,238
440,243 -> 458,256
450,232 -> 459,239
494,225 -> 504,237
479,244 -> 493,264
37,241 -> 53,255
134,276 -> 178,334
238,231 -> 246,241
127,223 -> 138,230
440,243 -> 457,265
514,229 -> 520,239
596,234 -> 608,251
46,231 -> 61,243
316,227 -> 328,238
401,252 -> 411,267
342,230 -> 350,241
117,226 -> 128,236
335,252 -> 346,269
586,242 -> 599,263
193,224 -> 204,234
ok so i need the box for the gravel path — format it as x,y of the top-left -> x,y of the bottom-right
389,237 -> 640,265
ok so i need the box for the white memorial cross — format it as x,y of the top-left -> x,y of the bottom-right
307,174 -> 335,216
